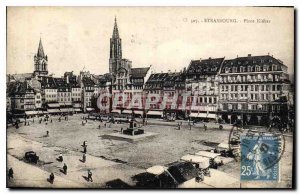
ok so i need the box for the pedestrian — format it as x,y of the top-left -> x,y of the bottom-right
51,119 -> 52,123
120,128 -> 123,134
85,119 -> 88,123
46,130 -> 49,137
219,124 -> 223,130
177,123 -> 181,130
49,172 -> 55,184
33,118 -> 34,123
82,153 -> 86,163
204,123 -> 207,131
82,121 -> 85,126
83,141 -> 87,147
87,170 -> 93,182
8,168 -> 13,180
83,146 -> 87,154
98,124 -> 101,129
58,117 -> 61,122
58,153 -> 63,162
63,163 -> 67,175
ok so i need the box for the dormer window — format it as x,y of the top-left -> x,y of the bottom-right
255,66 -> 260,72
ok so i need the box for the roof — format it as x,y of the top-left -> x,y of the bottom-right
40,76 -> 57,89
167,161 -> 198,184
131,67 -> 150,78
37,38 -> 45,58
82,77 -> 95,86
7,81 -> 34,96
221,55 -> 287,73
186,57 -> 224,76
10,73 -> 33,82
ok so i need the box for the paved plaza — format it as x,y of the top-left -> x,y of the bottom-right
7,114 -> 293,188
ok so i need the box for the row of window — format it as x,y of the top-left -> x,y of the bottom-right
224,64 -> 278,73
220,84 -> 282,92
220,93 -> 279,101
220,74 -> 281,83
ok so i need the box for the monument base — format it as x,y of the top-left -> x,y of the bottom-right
102,132 -> 158,143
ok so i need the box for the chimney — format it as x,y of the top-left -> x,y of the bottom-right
237,55 -> 239,58
66,75 -> 69,84
248,54 -> 251,57
200,58 -> 202,62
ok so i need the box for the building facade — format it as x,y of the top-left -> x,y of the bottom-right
218,54 -> 290,126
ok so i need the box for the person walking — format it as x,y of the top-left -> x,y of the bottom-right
83,146 -> 87,154
87,170 -> 93,182
204,123 -> 207,131
58,153 -> 63,162
49,172 -> 55,184
82,153 -> 86,163
63,163 -> 67,175
8,168 -> 14,180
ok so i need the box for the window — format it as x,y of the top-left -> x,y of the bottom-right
255,66 -> 260,71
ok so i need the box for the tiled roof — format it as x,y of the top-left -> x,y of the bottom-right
7,81 -> 34,96
221,55 -> 287,73
40,76 -> 57,89
11,73 -> 33,82
82,77 -> 95,86
131,67 -> 150,78
186,57 -> 224,76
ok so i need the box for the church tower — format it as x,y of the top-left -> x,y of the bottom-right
109,17 -> 122,75
33,38 -> 48,76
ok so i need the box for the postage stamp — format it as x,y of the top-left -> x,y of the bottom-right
240,134 -> 281,181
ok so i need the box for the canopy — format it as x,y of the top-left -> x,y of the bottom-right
190,113 -> 207,118
86,108 -> 95,111
122,110 -> 132,114
146,111 -> 163,116
47,109 -> 60,113
217,142 -> 229,150
47,103 -> 60,108
111,109 -> 121,114
146,165 -> 166,175
181,154 -> 210,169
133,111 -> 143,115
195,151 -> 221,159
25,111 -> 37,115
74,108 -> 82,112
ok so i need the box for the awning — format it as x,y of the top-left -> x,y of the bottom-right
73,104 -> 81,108
134,111 -> 143,115
146,111 -> 163,116
47,103 -> 60,108
181,154 -> 210,169
217,143 -> 229,150
189,113 -> 207,118
74,108 -> 82,112
207,113 -> 216,119
190,113 -> 216,118
122,110 -> 132,114
25,111 -> 37,115
60,108 -> 73,112
111,110 -> 121,114
47,109 -> 61,113
195,151 -> 221,159
146,165 -> 166,176
86,108 -> 95,111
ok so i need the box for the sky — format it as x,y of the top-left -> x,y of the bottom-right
7,7 -> 294,79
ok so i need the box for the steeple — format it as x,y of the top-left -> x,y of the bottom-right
112,16 -> 119,39
37,37 -> 45,58
109,16 -> 122,75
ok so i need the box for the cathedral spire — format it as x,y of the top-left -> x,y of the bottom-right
112,16 -> 119,38
37,37 -> 45,58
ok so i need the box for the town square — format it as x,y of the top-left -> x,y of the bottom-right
6,7 -> 295,189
